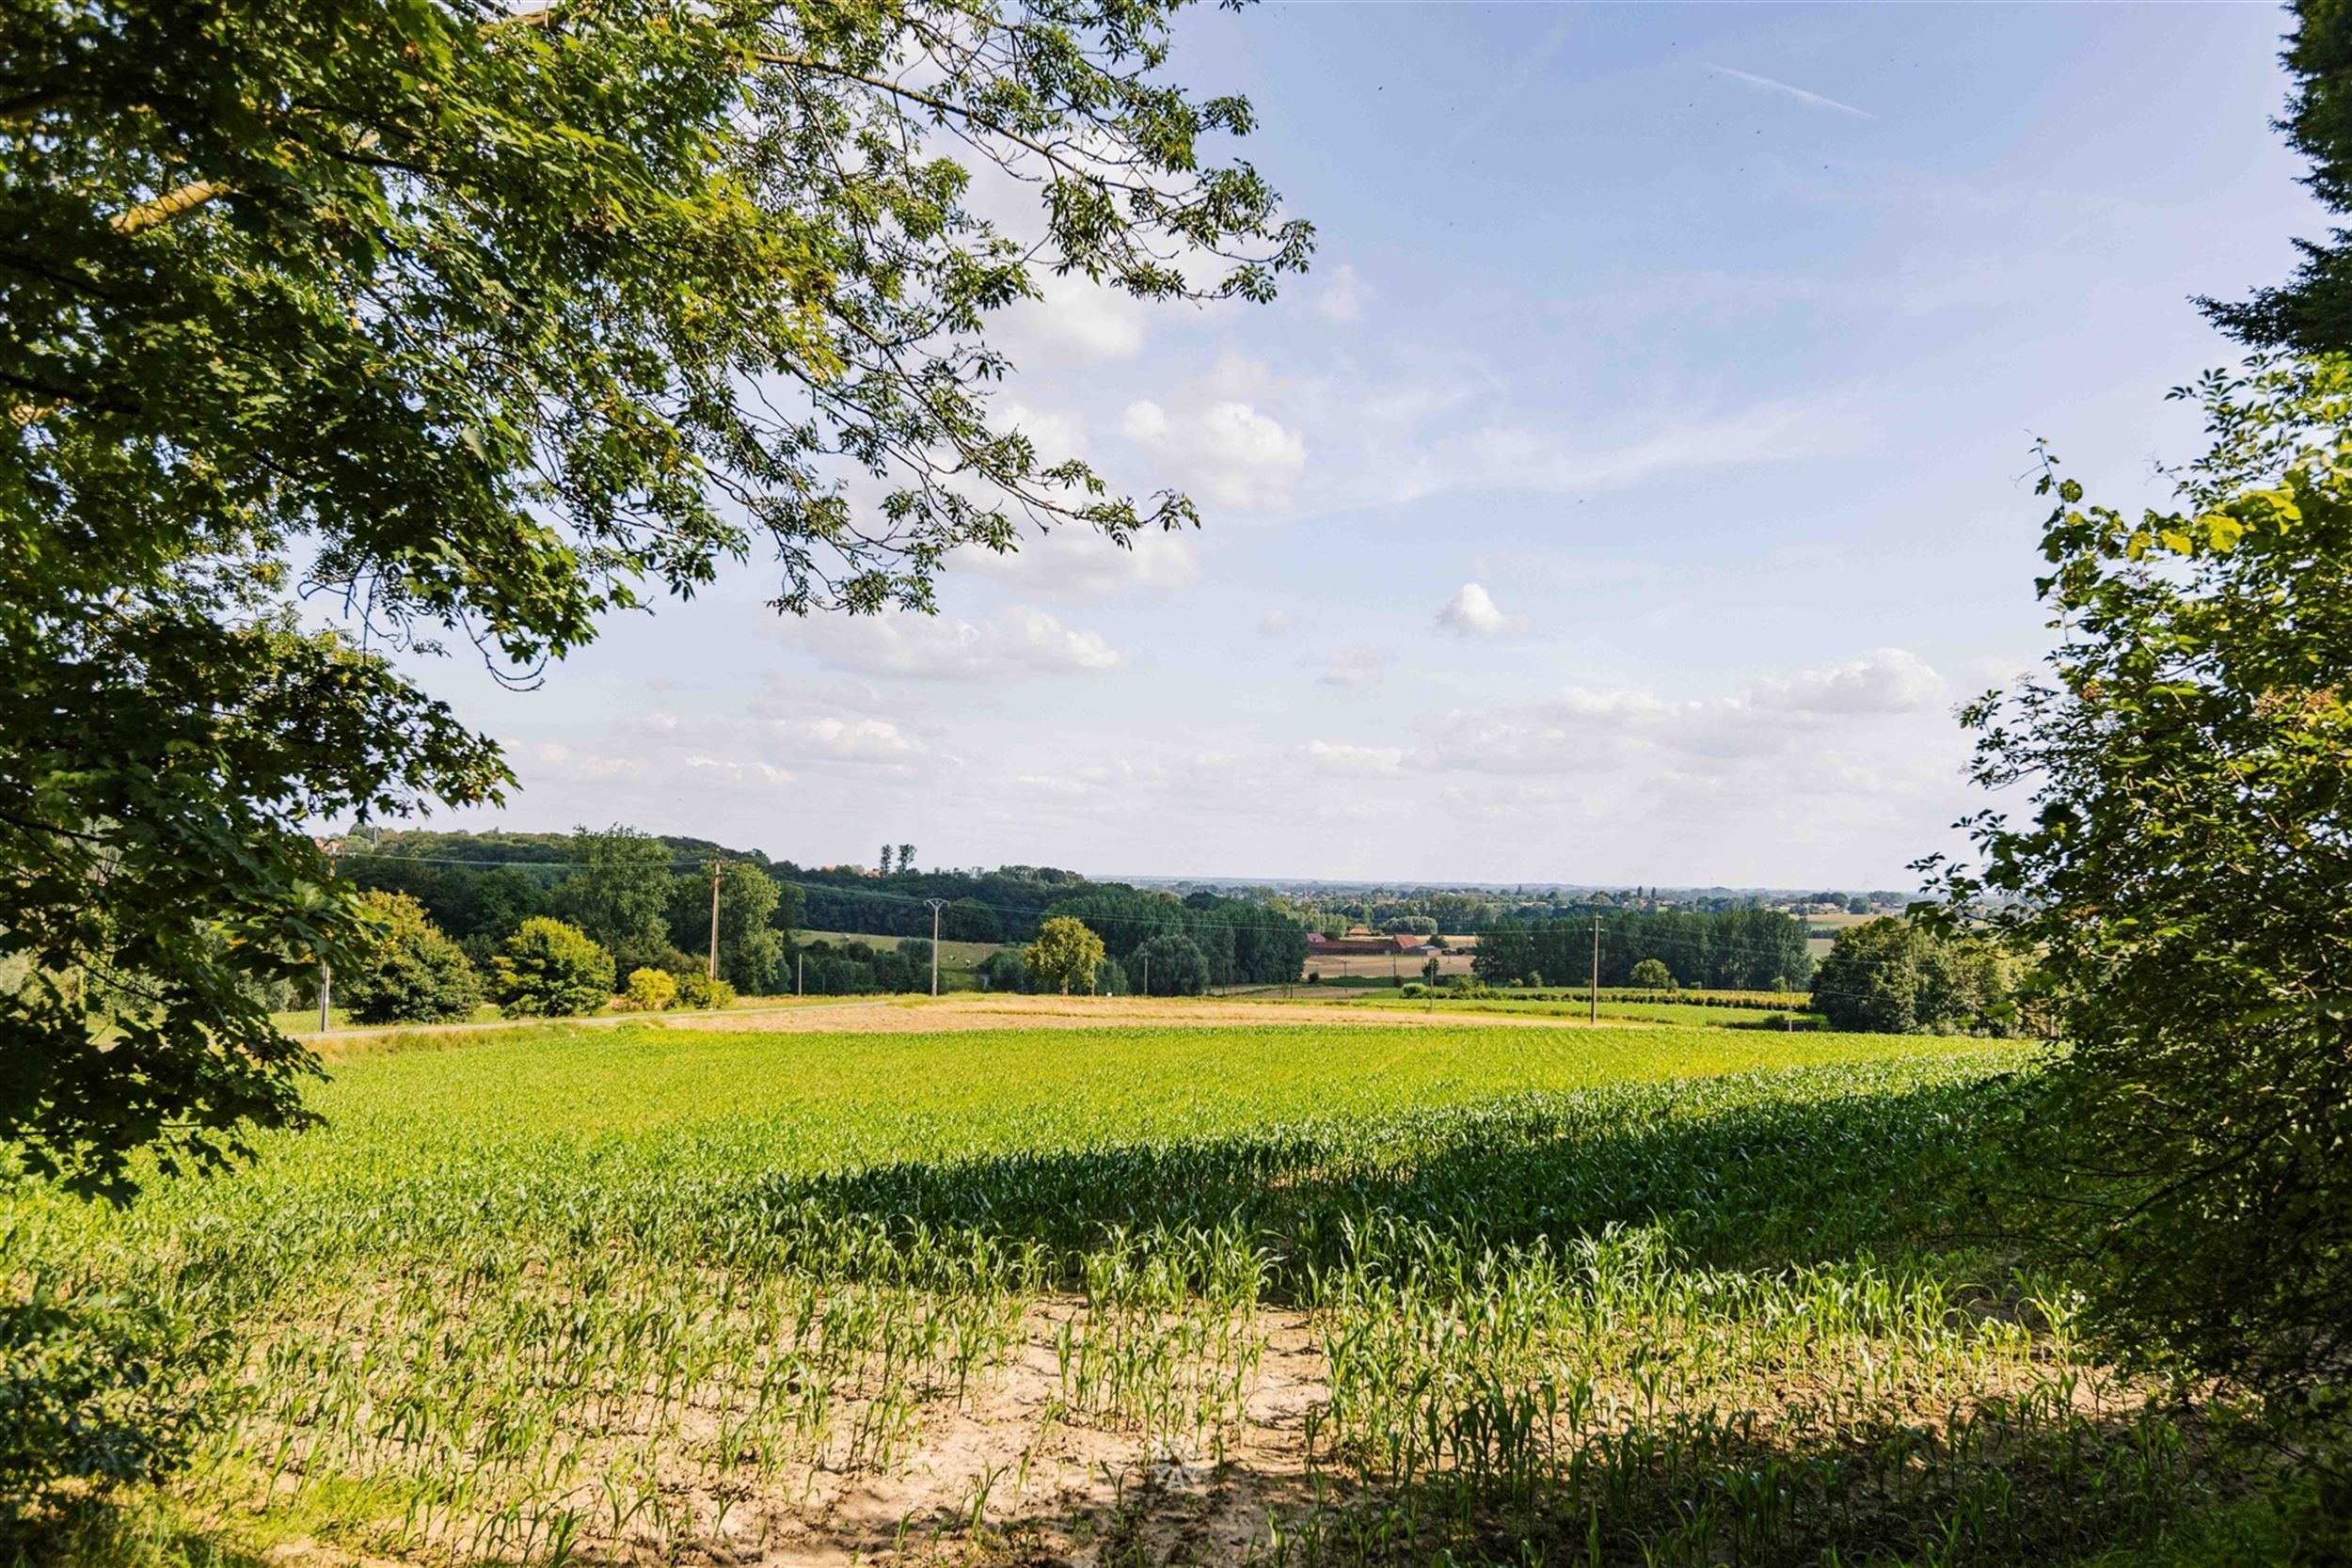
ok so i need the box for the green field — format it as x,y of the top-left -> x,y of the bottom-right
21,1019 -> 2228,1566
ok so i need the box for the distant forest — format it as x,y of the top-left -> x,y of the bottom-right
1472,908 -> 1815,991
337,828 -> 1308,993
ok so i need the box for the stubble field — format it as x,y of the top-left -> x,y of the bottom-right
20,1004 -> 2222,1567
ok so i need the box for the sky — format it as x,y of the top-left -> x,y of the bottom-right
395,1 -> 2318,889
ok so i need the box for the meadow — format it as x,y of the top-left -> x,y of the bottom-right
15,1012 -> 2230,1567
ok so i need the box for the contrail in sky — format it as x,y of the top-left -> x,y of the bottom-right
1708,63 -> 1876,120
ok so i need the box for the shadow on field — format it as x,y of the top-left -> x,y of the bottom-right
746,1062 -> 2029,1290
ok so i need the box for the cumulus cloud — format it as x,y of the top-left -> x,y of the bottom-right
1744,647 -> 1943,714
764,716 -> 925,763
993,271 -> 1151,363
1437,582 -> 1519,637
1312,263 -> 1373,324
1300,739 -> 1406,777
953,527 -> 1200,602
1318,645 -> 1388,688
1420,649 -> 1947,777
1121,390 -> 1308,512
782,607 -> 1120,681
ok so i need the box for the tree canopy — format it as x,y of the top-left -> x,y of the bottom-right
1926,357 -> 2352,1418
2,0 -> 1304,1194
2202,1 -> 2352,354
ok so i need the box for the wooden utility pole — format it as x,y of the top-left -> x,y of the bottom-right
925,897 -> 946,996
707,861 -> 723,978
316,835 -> 344,1034
1589,913 -> 1600,1024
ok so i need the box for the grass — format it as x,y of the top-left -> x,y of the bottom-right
8,1019 -> 2243,1566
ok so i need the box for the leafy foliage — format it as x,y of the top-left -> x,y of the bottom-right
2201,2 -> 2352,354
1128,930 -> 1211,996
1629,958 -> 1675,990
1808,918 -> 2013,1037
1,0 -> 1302,1192
670,970 -> 735,1011
621,967 -> 677,1012
490,919 -> 613,1020
1025,915 -> 1105,995
339,891 -> 481,1026
1926,357 -> 2352,1425
0,1286 -> 210,1531
1476,909 -> 1811,991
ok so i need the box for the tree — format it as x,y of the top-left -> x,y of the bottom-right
1422,955 -> 1441,985
1382,915 -> 1438,937
339,892 -> 480,1026
1130,931 -> 1211,996
664,860 -> 784,992
3,0 -> 1306,1192
491,919 -> 613,1020
1628,958 -> 1675,991
879,846 -> 896,877
1926,358 -> 2352,1431
1808,917 -> 2010,1036
620,967 -> 676,1012
1025,916 -> 1105,996
2201,3 -> 2352,355
548,827 -> 677,974
898,844 -> 916,875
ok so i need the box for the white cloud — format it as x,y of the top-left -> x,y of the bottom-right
1433,401 -> 1837,499
1312,263 -> 1374,324
1259,609 -> 1297,636
1318,645 -> 1388,688
994,271 -> 1152,363
953,527 -> 1200,602
765,716 -> 925,763
1121,396 -> 1309,511
1745,648 -> 1943,715
1437,582 -> 1520,638
782,607 -> 1121,681
1300,739 -> 1406,777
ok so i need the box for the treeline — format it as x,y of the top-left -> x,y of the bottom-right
1472,908 -> 1814,991
340,829 -> 1312,998
1038,888 -> 1309,987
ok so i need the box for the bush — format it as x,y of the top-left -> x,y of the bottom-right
340,891 -> 481,1024
672,970 -> 736,1010
0,1289 -> 208,1533
491,918 -> 614,1018
621,967 -> 676,1011
1629,958 -> 1676,991
1401,982 -> 1426,998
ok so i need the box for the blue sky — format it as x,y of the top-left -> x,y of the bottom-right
412,2 -> 2313,888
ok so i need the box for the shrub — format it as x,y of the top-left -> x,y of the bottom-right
621,967 -> 676,1011
491,918 -> 614,1018
340,891 -> 481,1025
1401,982 -> 1426,998
672,970 -> 736,1010
1629,958 -> 1676,991
0,1289 -> 208,1533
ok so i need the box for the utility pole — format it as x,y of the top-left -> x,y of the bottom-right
316,835 -> 343,1035
925,897 -> 946,996
707,860 -> 723,979
1141,952 -> 1150,997
796,952 -> 803,996
1589,913 -> 1600,1025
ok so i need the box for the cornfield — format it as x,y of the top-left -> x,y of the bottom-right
11,1021 -> 2218,1565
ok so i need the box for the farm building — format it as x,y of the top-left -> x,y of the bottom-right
1306,930 -> 1436,958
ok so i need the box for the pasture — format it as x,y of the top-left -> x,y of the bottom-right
23,1007 -> 2222,1567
